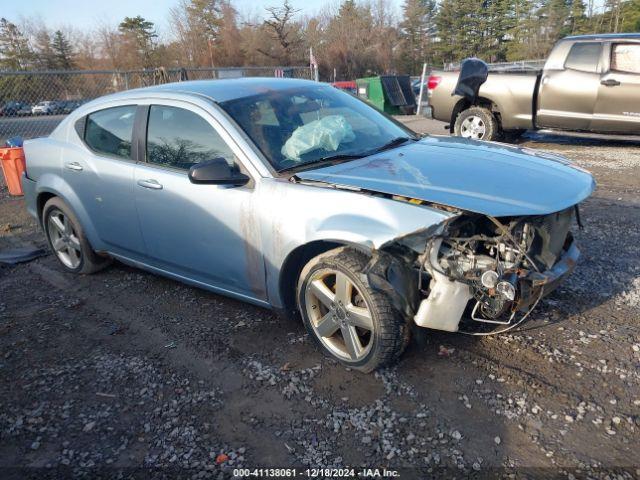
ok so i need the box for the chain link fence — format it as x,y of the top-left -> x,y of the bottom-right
0,66 -> 314,143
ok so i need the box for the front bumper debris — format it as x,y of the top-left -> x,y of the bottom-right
517,234 -> 579,310
414,232 -> 581,332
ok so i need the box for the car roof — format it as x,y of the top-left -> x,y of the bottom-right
562,33 -> 640,41
102,77 -> 321,104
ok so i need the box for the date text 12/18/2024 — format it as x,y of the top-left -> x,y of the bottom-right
233,468 -> 401,478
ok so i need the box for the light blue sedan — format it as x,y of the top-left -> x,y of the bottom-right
22,78 -> 595,372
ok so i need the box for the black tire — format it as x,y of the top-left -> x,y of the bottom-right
454,106 -> 500,141
297,247 -> 410,373
42,197 -> 110,274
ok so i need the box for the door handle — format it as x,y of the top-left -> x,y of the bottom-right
600,79 -> 620,87
137,179 -> 163,190
65,162 -> 83,171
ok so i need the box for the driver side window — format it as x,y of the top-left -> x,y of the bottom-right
146,105 -> 236,170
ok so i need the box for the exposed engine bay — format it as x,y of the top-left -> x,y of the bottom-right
412,207 -> 577,334
414,207 -> 574,331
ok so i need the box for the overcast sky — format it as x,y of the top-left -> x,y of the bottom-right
1,0 -> 364,35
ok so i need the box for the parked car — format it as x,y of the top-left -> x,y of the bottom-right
22,78 -> 594,372
32,101 -> 58,115
59,100 -> 81,114
17,103 -> 32,116
0,102 -> 19,117
0,101 -> 25,116
428,33 -> 640,141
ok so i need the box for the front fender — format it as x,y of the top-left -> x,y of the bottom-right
260,179 -> 454,309
309,213 -> 410,250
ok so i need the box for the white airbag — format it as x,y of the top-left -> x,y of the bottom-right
281,115 -> 355,160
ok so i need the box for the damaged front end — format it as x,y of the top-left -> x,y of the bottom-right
367,206 -> 580,334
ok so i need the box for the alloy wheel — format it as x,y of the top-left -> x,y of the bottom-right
304,269 -> 374,362
460,115 -> 487,139
47,209 -> 82,269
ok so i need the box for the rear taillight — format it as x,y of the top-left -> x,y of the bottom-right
427,75 -> 442,90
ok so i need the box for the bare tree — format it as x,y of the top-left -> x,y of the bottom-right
3,0 -> 637,80
257,0 -> 303,65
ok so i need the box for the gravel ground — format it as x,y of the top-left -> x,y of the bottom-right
0,121 -> 639,479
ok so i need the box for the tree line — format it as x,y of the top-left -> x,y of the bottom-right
1,0 -> 639,79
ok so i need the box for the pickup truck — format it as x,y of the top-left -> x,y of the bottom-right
427,33 -> 640,141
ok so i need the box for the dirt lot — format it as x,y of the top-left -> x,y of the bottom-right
1,121 -> 639,479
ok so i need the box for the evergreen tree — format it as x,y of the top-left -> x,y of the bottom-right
118,15 -> 157,68
621,0 -> 640,31
569,0 -> 589,34
603,0 -> 623,31
505,0 -> 539,60
51,30 -> 75,70
186,0 -> 223,42
433,0 -> 460,65
542,0 -> 572,43
0,18 -> 34,70
435,0 -> 510,64
399,0 -> 436,73
34,29 -> 56,69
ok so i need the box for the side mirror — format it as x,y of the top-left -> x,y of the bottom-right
188,158 -> 250,186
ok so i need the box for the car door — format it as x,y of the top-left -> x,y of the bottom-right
591,42 -> 640,133
133,102 -> 266,301
536,42 -> 603,130
64,104 -> 147,256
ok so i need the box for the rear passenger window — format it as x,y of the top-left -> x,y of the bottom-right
84,106 -> 136,159
611,44 -> 640,74
564,42 -> 601,73
146,105 -> 235,170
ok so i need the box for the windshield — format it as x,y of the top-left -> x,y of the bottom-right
219,85 -> 416,172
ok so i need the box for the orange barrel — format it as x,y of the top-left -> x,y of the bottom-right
0,147 -> 26,196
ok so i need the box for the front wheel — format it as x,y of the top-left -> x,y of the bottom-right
454,106 -> 500,141
297,247 -> 409,373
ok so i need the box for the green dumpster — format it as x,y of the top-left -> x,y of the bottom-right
355,75 -> 416,115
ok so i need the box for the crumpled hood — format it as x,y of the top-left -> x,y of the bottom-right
296,136 -> 596,217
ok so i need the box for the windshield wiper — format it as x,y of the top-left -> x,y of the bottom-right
369,136 -> 416,154
278,137 -> 416,174
278,154 -> 365,174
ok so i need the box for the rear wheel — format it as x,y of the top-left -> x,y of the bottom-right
42,197 -> 110,274
297,247 -> 409,373
454,106 -> 499,141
